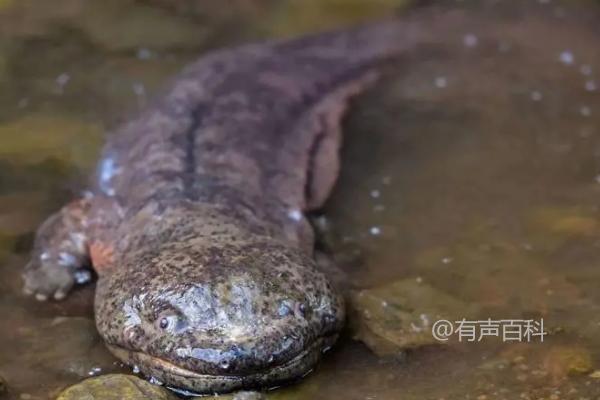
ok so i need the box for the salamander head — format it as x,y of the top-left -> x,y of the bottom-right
94,234 -> 344,394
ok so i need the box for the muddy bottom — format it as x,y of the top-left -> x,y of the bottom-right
1,0 -> 600,399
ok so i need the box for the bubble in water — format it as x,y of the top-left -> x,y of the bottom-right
17,98 -> 29,108
370,190 -> 381,199
463,34 -> 478,48
559,51 -> 574,65
56,73 -> 70,87
553,6 -> 566,18
435,76 -> 448,88
369,226 -> 381,236
132,82 -> 146,97
530,91 -> 543,101
55,73 -> 70,94
373,204 -> 385,212
136,47 -> 153,60
498,41 -> 512,53
580,64 -> 593,76
287,209 -> 303,222
580,105 -> 592,117
585,80 -> 597,92
579,126 -> 594,138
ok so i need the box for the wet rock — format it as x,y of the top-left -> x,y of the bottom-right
350,278 -> 477,356
56,374 -> 179,400
529,207 -> 597,236
526,206 -> 599,251
542,345 -> 593,378
493,343 -> 595,387
589,370 -> 600,379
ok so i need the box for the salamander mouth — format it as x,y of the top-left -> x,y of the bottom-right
105,334 -> 337,394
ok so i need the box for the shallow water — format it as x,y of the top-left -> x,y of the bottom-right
1,0 -> 600,399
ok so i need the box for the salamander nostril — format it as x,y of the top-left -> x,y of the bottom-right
123,325 -> 142,342
323,314 -> 336,324
278,300 -> 310,318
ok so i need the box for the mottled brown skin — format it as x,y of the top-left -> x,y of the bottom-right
22,12 -> 464,394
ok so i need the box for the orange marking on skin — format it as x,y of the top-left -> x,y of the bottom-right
89,241 -> 115,273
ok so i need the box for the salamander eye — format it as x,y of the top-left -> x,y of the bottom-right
156,314 -> 184,331
158,317 -> 170,330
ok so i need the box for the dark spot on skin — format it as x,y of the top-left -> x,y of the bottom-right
297,302 -> 307,317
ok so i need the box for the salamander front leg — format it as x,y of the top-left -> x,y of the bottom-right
23,199 -> 93,301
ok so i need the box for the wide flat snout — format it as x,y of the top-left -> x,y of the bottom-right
94,220 -> 344,393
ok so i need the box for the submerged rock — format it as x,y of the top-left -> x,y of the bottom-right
526,206 -> 599,251
542,345 -> 594,378
350,278 -> 477,356
589,370 -> 600,379
56,374 -> 179,400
